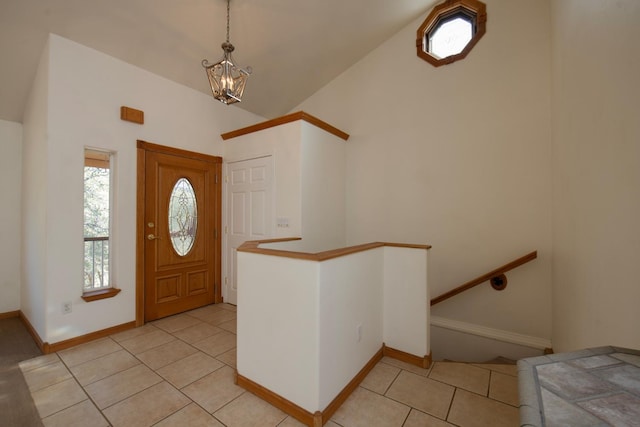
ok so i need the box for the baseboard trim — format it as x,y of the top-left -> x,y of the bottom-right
383,344 -> 432,369
237,347 -> 384,426
321,347 -> 384,424
237,346 -> 428,425
18,311 -> 46,352
0,310 -> 20,320
11,311 -> 137,355
44,321 -> 137,354
237,374 -> 321,426
431,315 -> 552,350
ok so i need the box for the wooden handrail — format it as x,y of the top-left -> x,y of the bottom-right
431,251 -> 537,306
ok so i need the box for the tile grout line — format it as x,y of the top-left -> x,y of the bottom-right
399,402 -> 413,427
96,337 -> 228,424
367,368 -> 448,424
56,332 -> 178,424
151,311 -> 239,425
44,353 -> 108,425
445,386 -> 459,423
382,363 -> 404,396
64,336 -> 123,363
170,309 -> 262,425
160,311 -> 238,427
69,340 -> 138,387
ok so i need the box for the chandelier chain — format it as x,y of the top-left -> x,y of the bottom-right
226,0 -> 230,43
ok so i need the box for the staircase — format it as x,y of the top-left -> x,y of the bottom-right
430,250 -> 550,363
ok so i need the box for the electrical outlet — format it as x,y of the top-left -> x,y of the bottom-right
62,301 -> 72,314
357,324 -> 362,342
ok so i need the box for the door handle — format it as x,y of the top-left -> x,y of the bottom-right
147,234 -> 161,240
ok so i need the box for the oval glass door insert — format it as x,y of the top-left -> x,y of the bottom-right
168,178 -> 198,256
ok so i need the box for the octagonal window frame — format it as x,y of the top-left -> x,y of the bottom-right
416,0 -> 487,67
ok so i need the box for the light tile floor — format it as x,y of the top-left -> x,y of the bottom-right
19,304 -> 520,426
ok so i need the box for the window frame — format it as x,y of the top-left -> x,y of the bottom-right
82,148 -> 120,302
416,0 -> 487,67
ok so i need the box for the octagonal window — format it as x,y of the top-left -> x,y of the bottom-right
417,0 -> 486,67
430,15 -> 473,59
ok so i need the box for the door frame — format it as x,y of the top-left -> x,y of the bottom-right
136,140 -> 222,326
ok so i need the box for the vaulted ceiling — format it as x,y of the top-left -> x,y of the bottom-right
0,0 -> 434,123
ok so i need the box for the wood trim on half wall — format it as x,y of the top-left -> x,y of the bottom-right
236,374 -> 320,427
220,111 -> 350,141
238,239 -> 431,262
383,344 -> 432,369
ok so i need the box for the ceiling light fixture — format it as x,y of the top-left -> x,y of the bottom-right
202,0 -> 251,105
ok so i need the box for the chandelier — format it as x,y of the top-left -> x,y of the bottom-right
202,0 -> 251,105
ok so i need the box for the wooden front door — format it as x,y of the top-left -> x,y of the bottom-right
139,141 -> 221,322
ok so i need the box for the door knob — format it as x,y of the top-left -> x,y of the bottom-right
147,234 -> 160,240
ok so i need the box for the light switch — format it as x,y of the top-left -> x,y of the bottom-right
276,217 -> 290,228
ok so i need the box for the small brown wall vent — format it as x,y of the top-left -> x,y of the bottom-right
120,106 -> 144,124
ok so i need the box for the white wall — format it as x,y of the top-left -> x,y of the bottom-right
318,249 -> 384,409
550,0 -> 640,352
21,39 -> 50,338
0,119 -> 23,313
22,34 -> 262,343
383,246 -> 429,358
301,123 -> 346,252
296,0 -> 553,342
237,252 -> 320,411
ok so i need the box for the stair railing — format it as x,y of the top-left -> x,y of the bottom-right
431,251 -> 537,306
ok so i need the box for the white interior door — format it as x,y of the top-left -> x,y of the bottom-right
224,156 -> 273,305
